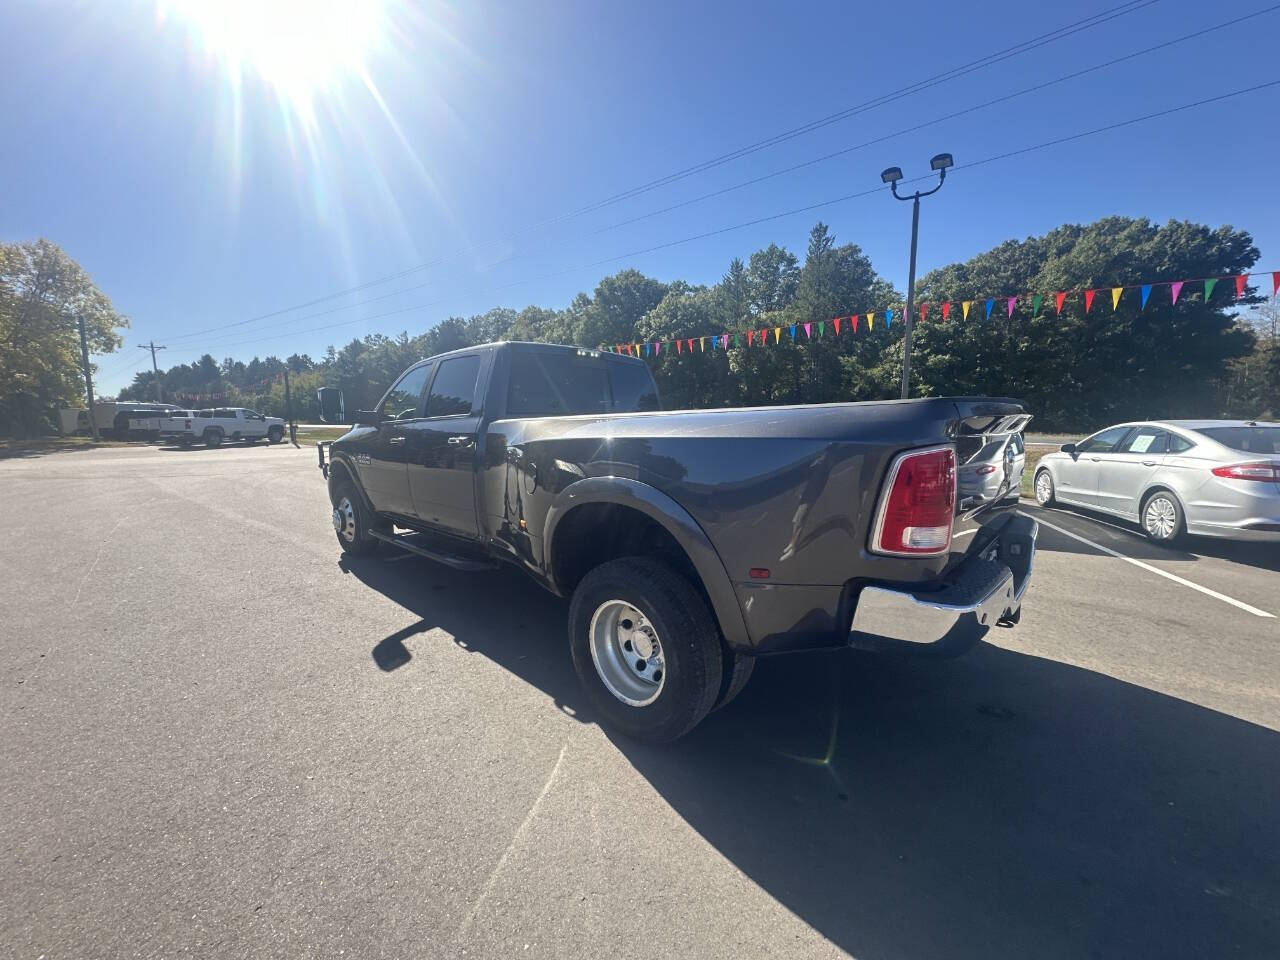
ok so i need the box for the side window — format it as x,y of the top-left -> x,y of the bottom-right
426,355 -> 481,417
243,410 -> 260,420
214,409 -> 237,419
196,410 -> 212,419
1010,434 -> 1024,455
1077,426 -> 1131,454
1117,427 -> 1168,455
1168,433 -> 1195,454
380,365 -> 432,420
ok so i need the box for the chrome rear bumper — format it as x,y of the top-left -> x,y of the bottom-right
849,515 -> 1037,655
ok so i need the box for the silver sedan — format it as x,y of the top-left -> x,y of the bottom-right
1032,420 -> 1280,544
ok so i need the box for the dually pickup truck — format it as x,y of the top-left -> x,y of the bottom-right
318,341 -> 1036,742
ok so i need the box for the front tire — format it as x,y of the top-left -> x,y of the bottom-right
1142,491 -> 1183,545
331,478 -> 380,555
268,426 -> 284,444
1034,469 -> 1056,506
569,558 -> 722,744
204,428 -> 222,449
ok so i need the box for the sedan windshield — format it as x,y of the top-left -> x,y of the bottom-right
1198,426 -> 1280,454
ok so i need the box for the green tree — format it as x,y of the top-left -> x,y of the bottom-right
0,240 -> 128,436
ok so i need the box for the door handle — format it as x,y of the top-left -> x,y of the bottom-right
1141,460 -> 1156,467
1089,456 -> 1100,462
447,435 -> 474,446
388,436 -> 406,446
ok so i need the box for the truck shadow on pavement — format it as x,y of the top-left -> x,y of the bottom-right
343,552 -> 1280,960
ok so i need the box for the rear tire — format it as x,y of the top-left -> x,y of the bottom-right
204,428 -> 222,449
569,558 -> 722,744
331,477 -> 380,555
713,647 -> 755,711
268,426 -> 284,444
1141,491 -> 1183,545
1034,469 -> 1055,506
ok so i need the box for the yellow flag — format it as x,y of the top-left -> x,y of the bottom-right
867,311 -> 875,330
1111,287 -> 1123,311
962,301 -> 972,320
699,336 -> 706,352
773,327 -> 781,343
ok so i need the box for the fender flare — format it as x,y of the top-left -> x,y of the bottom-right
327,455 -> 376,515
543,476 -> 750,650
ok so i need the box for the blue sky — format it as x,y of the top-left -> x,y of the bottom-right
3,0 -> 1278,396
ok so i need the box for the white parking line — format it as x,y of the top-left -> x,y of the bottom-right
1023,512 -> 1276,619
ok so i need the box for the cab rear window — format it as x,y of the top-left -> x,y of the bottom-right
507,352 -> 660,417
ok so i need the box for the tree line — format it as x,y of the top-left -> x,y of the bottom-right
3,216 -> 1275,438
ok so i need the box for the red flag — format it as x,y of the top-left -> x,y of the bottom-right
1235,274 -> 1247,299
747,330 -> 754,345
676,339 -> 683,354
1054,291 -> 1066,314
1273,272 -> 1279,296
1084,290 -> 1096,313
759,328 -> 768,345
687,338 -> 695,353
851,314 -> 859,332
615,344 -> 623,354
833,317 -> 842,334
920,303 -> 929,322
941,302 -> 951,321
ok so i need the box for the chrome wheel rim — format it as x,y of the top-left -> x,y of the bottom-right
1035,472 -> 1052,504
1145,497 -> 1177,539
588,600 -> 666,707
333,497 -> 356,543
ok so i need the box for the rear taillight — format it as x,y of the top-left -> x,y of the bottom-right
872,445 -> 956,556
1212,461 -> 1280,483
975,464 -> 997,475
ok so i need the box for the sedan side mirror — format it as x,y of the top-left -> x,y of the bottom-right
1060,442 -> 1077,457
353,409 -> 384,427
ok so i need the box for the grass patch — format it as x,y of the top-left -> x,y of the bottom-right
291,426 -> 350,444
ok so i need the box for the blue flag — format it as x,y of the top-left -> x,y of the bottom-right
984,299 -> 994,320
884,308 -> 893,329
1140,284 -> 1152,309
789,324 -> 796,340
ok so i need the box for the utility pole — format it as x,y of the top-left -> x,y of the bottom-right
140,341 -> 167,402
77,316 -> 99,440
283,368 -> 296,444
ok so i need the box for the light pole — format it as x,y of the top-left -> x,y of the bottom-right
881,153 -> 953,399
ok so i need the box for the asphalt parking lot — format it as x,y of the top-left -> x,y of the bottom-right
2,444 -> 1277,959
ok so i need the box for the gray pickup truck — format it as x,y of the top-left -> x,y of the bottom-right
318,340 -> 1036,742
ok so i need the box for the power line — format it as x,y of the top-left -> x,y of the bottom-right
161,0 -> 1250,352
162,0 -> 1161,344
171,77 -> 1279,360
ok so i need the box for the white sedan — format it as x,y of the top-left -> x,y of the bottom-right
1032,420 -> 1280,544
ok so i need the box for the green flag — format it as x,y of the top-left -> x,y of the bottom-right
818,320 -> 825,337
1032,294 -> 1042,317
1204,278 -> 1218,301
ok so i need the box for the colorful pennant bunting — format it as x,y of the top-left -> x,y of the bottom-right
1170,280 -> 1183,305
1085,289 -> 1096,313
1054,291 -> 1066,314
1140,284 -> 1152,309
1111,287 -> 1123,311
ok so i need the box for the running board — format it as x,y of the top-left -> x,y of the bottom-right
369,529 -> 497,571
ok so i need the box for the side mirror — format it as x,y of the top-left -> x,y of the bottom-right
353,409 -> 384,427
1060,443 -> 1077,456
317,387 -> 346,424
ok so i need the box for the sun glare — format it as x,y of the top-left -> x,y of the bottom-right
158,0 -> 386,120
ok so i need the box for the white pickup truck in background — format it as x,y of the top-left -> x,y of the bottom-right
149,408 -> 286,448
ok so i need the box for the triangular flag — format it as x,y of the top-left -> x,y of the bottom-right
733,334 -> 740,347
1273,272 -> 1280,296
1235,274 -> 1247,299
615,344 -> 623,354
867,312 -> 874,330
1170,281 -> 1184,305
699,336 -> 706,352
833,317 -> 842,334
941,302 -> 951,321
1204,278 -> 1218,300
773,327 -> 781,343
746,330 -> 753,346
804,322 -> 812,338
657,341 -> 663,355
962,301 -> 971,320
1085,289 -> 1096,313
818,321 -> 825,337
884,308 -> 893,329
984,299 -> 994,320
1006,296 -> 1016,318
1054,292 -> 1066,314
1111,287 -> 1123,311
788,324 -> 796,340
920,303 -> 929,323
1140,284 -> 1152,309
686,338 -> 694,353
721,334 -> 729,349
644,343 -> 651,357
1032,294 -> 1042,317
633,343 -> 639,355
676,339 -> 683,354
